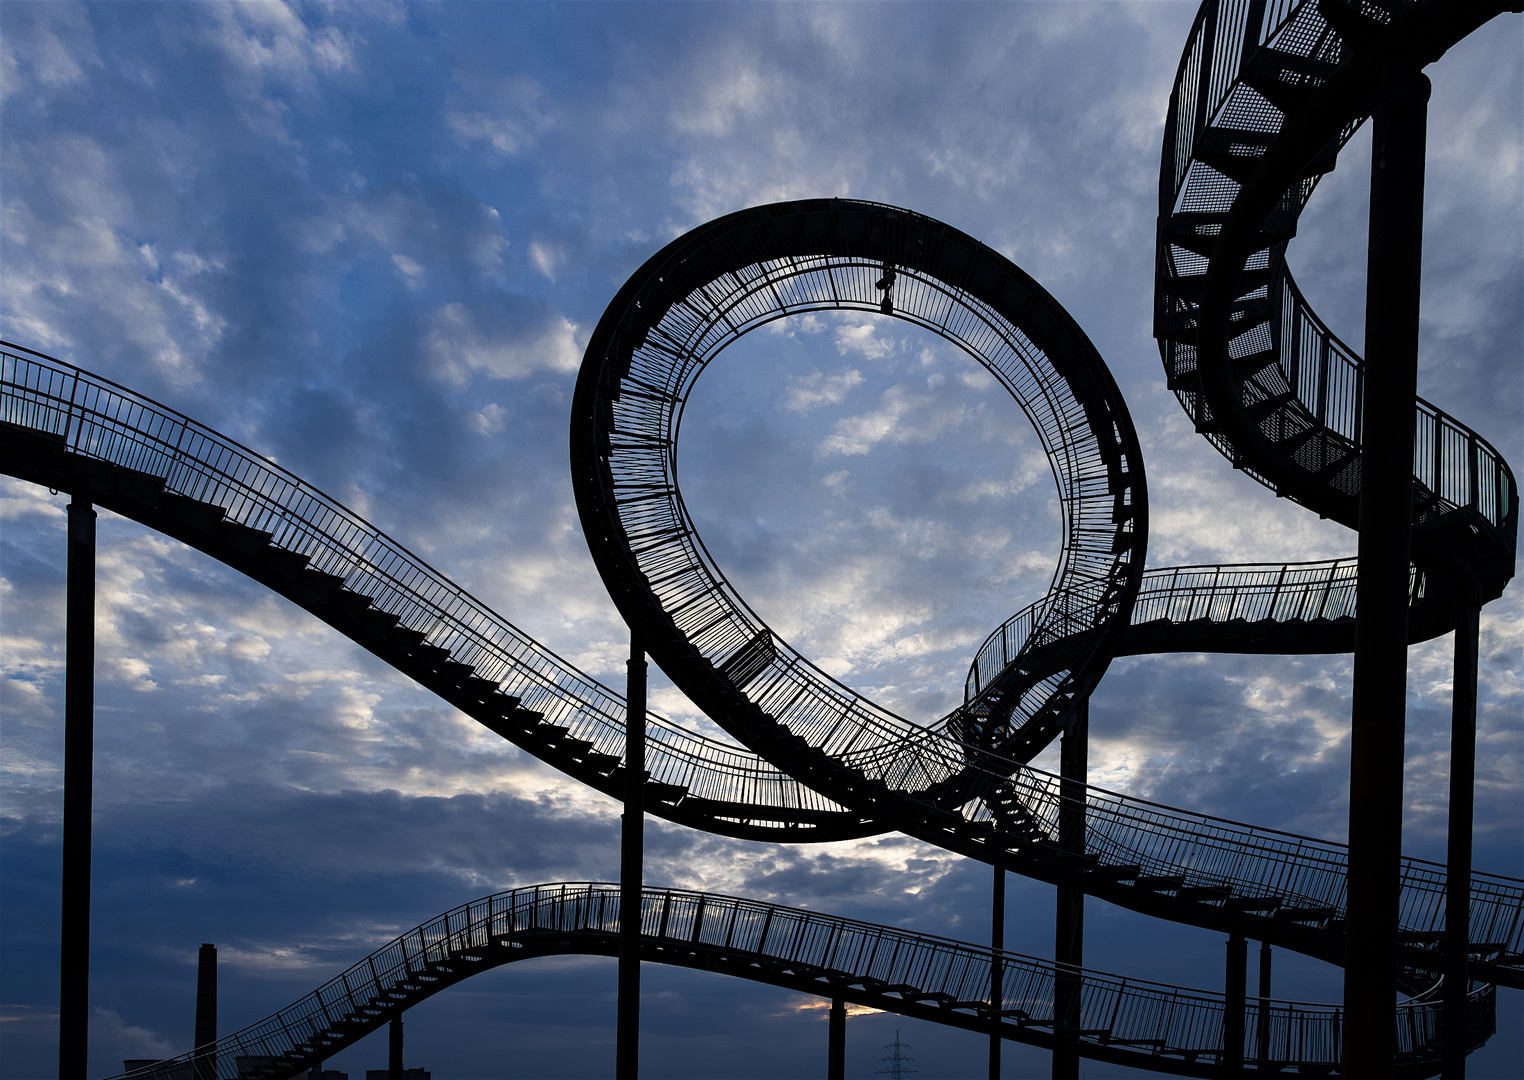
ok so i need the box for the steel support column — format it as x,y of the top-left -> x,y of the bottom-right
1343,68 -> 1429,1080
1053,698 -> 1088,1080
1224,934 -> 1247,1077
1257,941 -> 1272,1070
828,997 -> 845,1080
618,630 -> 647,1080
1441,601 -> 1480,1079
388,1015 -> 403,1080
990,865 -> 1004,1080
59,499 -> 95,1080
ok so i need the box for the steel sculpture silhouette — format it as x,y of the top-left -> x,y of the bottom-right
0,0 -> 1518,1076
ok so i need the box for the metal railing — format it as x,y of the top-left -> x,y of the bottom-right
0,344 -> 852,827
104,883 -> 1486,1080
1267,267 -> 1517,537
1131,558 -> 1362,626
6,343 -> 1522,968
1156,0 -> 1519,551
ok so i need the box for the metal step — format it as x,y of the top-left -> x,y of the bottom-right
1240,47 -> 1337,115
218,519 -> 275,559
1176,885 -> 1232,903
1135,876 -> 1185,892
326,589 -> 374,620
157,491 -> 226,535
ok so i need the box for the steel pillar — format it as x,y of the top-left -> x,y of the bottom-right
990,864 -> 1004,1080
59,499 -> 95,1080
1441,601 -> 1480,1079
617,630 -> 647,1080
828,997 -> 845,1080
1257,941 -> 1272,1070
1343,68 -> 1429,1080
388,1015 -> 403,1080
1223,934 -> 1247,1077
1053,698 -> 1088,1080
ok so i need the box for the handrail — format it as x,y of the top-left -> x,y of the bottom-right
5,342 -> 1523,975
1156,0 -> 1519,568
102,883 -> 1492,1080
0,343 -> 853,827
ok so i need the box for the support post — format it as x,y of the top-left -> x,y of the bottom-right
1224,934 -> 1247,1077
1053,698 -> 1088,1080
618,630 -> 647,1080
990,865 -> 1004,1080
1441,601 -> 1480,1079
828,997 -> 845,1080
1257,941 -> 1272,1070
1343,68 -> 1429,1080
388,1015 -> 403,1080
59,499 -> 95,1080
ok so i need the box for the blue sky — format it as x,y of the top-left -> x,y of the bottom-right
1,2 -> 1520,1077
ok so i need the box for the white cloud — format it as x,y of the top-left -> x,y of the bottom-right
206,1 -> 356,90
529,239 -> 566,281
818,384 -> 967,457
90,1008 -> 175,1060
0,2 -> 100,106
1,133 -> 228,382
424,302 -> 583,384
391,252 -> 426,288
670,56 -> 774,137
447,73 -> 550,155
833,321 -> 896,361
783,367 -> 863,412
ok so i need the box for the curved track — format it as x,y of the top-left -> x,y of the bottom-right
96,884 -> 1490,1080
0,0 -> 1518,1075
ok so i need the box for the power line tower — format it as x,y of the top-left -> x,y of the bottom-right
875,1030 -> 917,1080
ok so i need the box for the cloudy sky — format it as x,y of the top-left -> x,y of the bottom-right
1,2 -> 1520,1077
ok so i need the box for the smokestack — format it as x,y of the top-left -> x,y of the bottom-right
194,943 -> 216,1049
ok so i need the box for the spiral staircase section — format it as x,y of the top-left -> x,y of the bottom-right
105,884 -> 1491,1080
1155,0 -> 1518,602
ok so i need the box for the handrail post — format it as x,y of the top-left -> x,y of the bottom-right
59,499 -> 95,1080
618,628 -> 647,1080
1344,67 -> 1430,1080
